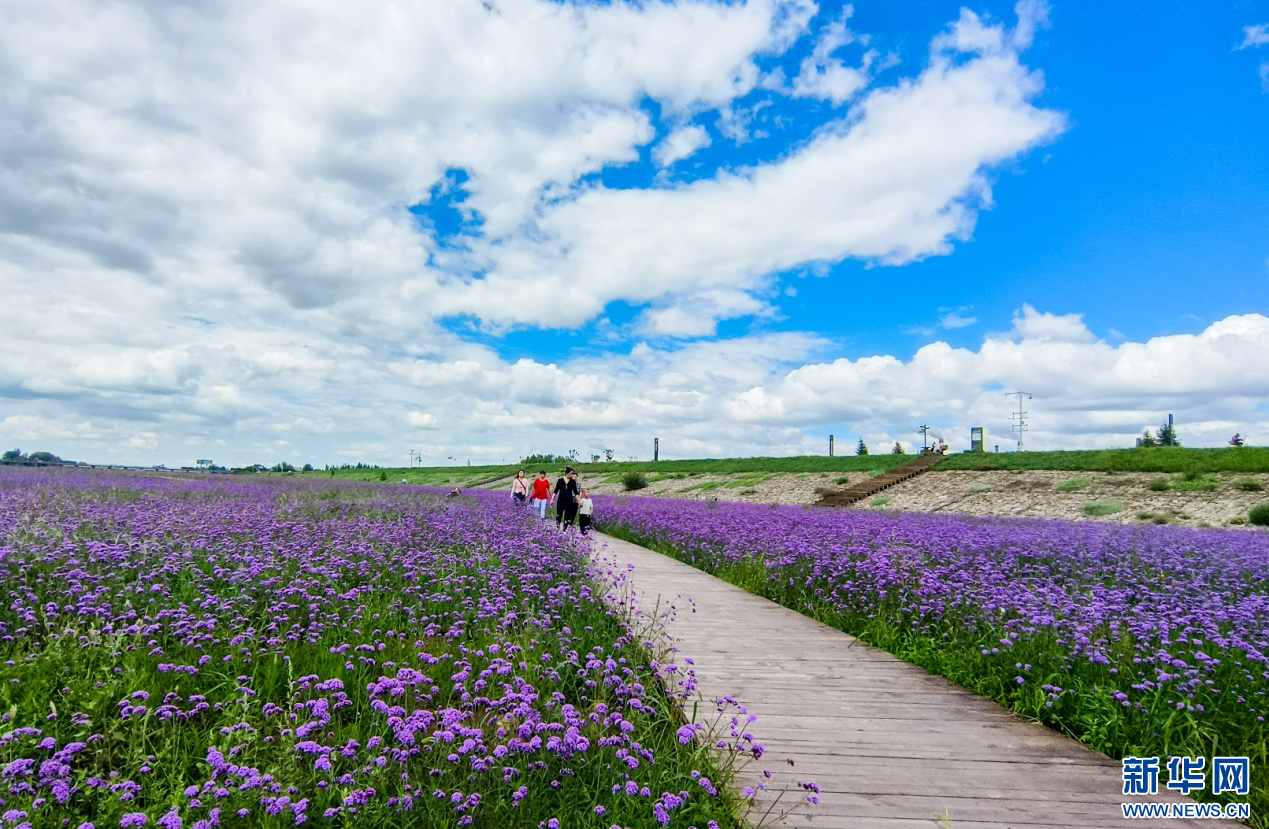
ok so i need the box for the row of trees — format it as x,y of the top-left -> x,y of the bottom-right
1,449 -> 63,465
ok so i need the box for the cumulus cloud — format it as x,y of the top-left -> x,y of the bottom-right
723,312 -> 1269,450
790,6 -> 874,105
652,125 -> 713,167
438,4 -> 1065,332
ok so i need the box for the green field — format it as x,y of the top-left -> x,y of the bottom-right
322,454 -> 916,487
310,446 -> 1269,488
935,446 -> 1269,473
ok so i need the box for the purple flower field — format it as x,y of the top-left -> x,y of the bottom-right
599,495 -> 1269,820
0,469 -> 747,829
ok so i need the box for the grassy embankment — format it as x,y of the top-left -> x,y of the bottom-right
321,455 -> 915,488
937,446 -> 1269,473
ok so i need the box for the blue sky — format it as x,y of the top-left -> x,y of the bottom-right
1,0 -> 1267,466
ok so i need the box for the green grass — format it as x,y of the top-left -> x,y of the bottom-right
871,496 -> 893,507
1057,477 -> 1092,492
1250,503 -> 1269,527
834,475 -> 850,485
938,446 -> 1269,473
324,454 -> 916,487
1169,473 -> 1220,492
1236,477 -> 1264,492
1082,500 -> 1124,517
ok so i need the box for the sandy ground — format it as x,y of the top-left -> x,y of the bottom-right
546,469 -> 1269,530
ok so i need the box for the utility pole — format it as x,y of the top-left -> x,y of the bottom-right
653,438 -> 659,462
1006,392 -> 1032,452
829,435 -> 835,457
918,424 -> 930,453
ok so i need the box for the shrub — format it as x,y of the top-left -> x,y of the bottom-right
621,471 -> 648,491
1147,479 -> 1170,492
1236,478 -> 1263,492
872,496 -> 893,507
1170,474 -> 1219,492
1083,500 -> 1123,517
1058,477 -> 1092,492
1249,503 -> 1269,526
834,475 -> 850,485
378,471 -> 387,481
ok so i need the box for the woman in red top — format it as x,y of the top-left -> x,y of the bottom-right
529,471 -> 552,519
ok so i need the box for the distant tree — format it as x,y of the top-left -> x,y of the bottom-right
1136,429 -> 1158,448
1,449 -> 21,462
270,462 -> 297,473
302,463 -> 314,472
855,439 -> 869,456
890,441 -> 905,455
28,451 -> 62,465
604,448 -> 614,462
567,449 -> 579,461
1156,420 -> 1180,448
590,454 -> 600,464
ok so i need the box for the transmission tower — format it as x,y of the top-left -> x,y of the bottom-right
1005,392 -> 1031,452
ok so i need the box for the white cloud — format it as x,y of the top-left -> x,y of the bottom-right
407,411 -> 439,429
790,6 -> 874,105
721,312 -> 1269,451
939,309 -> 978,330
1238,23 -> 1269,49
1003,304 -> 1095,344
438,5 -> 1065,331
653,125 -> 712,167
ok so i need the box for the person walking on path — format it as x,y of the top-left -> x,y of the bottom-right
553,468 -> 580,530
529,471 -> 552,519
577,489 -> 594,535
510,469 -> 530,508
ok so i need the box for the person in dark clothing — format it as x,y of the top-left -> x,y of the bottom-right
553,468 -> 580,529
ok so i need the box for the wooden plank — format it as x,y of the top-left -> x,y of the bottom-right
591,533 -> 1242,829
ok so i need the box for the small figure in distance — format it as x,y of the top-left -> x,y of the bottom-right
1230,433 -> 1245,447
529,471 -> 552,519
577,488 -> 595,536
446,487 -> 462,499
511,469 -> 530,509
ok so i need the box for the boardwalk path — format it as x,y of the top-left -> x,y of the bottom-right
590,532 -> 1235,829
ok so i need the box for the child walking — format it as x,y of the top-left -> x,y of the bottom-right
577,489 -> 594,535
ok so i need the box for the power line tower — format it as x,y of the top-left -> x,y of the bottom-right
1005,392 -> 1032,452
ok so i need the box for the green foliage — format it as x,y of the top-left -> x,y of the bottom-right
936,447 -> 1269,474
855,438 -> 869,456
871,495 -> 893,506
0,448 -> 19,461
378,470 -> 387,481
621,471 -> 648,491
1057,477 -> 1092,492
1249,503 -> 1269,527
1136,430 -> 1158,448
1169,472 -> 1219,492
834,475 -> 850,485
1237,478 -> 1264,492
890,441 -> 905,455
1148,479 -> 1171,492
1082,500 -> 1123,517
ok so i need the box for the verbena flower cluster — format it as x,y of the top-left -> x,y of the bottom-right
600,496 -> 1269,816
0,470 -> 745,829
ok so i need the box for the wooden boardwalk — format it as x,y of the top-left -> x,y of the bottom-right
590,533 -> 1240,828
